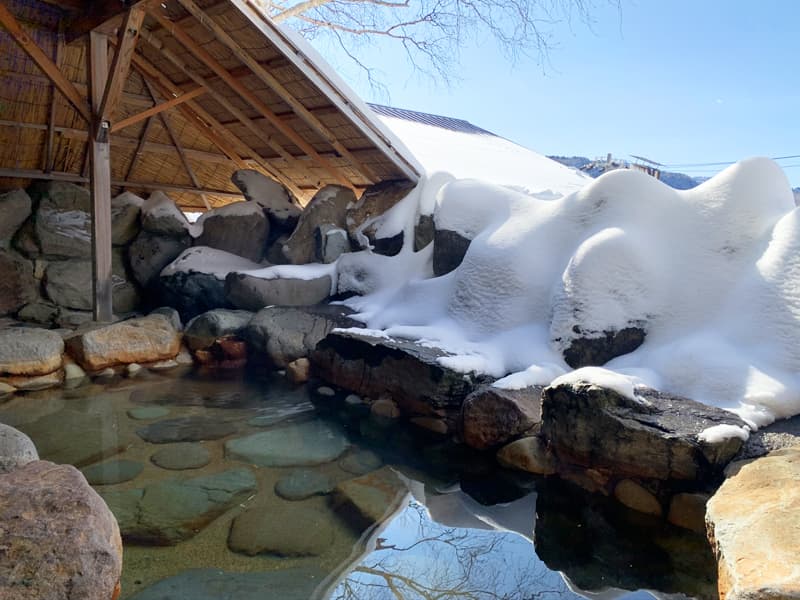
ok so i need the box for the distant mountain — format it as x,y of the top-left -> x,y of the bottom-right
549,155 -> 707,190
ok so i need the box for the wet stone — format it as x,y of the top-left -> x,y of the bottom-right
150,442 -> 211,471
274,469 -> 335,500
333,466 -> 408,529
136,416 -> 237,444
81,459 -> 144,485
225,420 -> 348,467
127,406 -> 170,420
339,449 -> 383,475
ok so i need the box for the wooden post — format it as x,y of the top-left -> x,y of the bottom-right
88,31 -> 113,322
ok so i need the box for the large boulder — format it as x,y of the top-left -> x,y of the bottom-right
541,379 -> 749,483
460,385 -> 542,450
283,185 -> 355,264
45,256 -> 141,314
0,189 -> 32,247
65,314 -> 181,370
706,447 -> 800,600
0,250 -> 37,315
0,327 -> 63,376
140,191 -> 193,238
33,182 -> 92,258
231,169 -> 301,235
433,228 -> 472,276
128,231 -> 190,288
562,326 -> 646,369
183,309 -> 253,351
346,179 -> 416,243
244,304 -> 362,367
315,224 -> 349,263
0,460 -> 122,600
111,191 -> 144,245
195,201 -> 269,262
0,423 -> 38,473
225,272 -> 332,311
17,301 -> 59,327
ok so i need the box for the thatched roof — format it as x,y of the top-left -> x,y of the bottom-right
0,0 -> 421,209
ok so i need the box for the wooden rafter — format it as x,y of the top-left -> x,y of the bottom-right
43,32 -> 64,173
148,8 -> 355,189
110,86 -> 205,133
173,0 -> 377,185
0,2 -> 91,122
64,0 -> 152,43
98,7 -> 145,132
124,116 -> 155,182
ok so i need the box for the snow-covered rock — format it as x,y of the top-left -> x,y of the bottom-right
231,169 -> 300,235
282,185 -> 354,264
194,201 -> 269,262
141,191 -> 194,238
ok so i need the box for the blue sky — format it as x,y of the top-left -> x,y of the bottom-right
309,1 -> 800,186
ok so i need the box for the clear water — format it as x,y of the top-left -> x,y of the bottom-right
0,369 -> 718,599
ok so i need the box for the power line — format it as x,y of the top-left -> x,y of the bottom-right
662,154 -> 800,169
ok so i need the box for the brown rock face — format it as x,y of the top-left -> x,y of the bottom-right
0,327 -> 64,376
0,460 -> 122,600
0,250 -> 37,316
461,385 -> 542,450
496,435 -> 557,476
65,314 -> 181,370
706,447 -> 800,600
346,179 -> 417,242
283,185 -> 355,264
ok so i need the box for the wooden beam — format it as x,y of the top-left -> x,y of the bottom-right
173,0 -> 377,184
124,116 -> 155,182
88,32 -> 114,322
64,0 -> 152,43
98,7 -> 145,129
0,3 -> 91,122
150,8 -> 355,189
38,0 -> 85,12
43,32 -> 64,173
110,86 -> 205,133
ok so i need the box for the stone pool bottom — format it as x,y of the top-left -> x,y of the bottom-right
0,369 -> 718,599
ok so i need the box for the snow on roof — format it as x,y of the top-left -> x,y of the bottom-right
369,104 -> 497,136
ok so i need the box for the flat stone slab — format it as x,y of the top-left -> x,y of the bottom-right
225,420 -> 348,467
128,566 -> 327,600
706,447 -> 800,600
101,467 -> 256,545
333,466 -> 408,529
81,459 -> 144,485
127,406 -> 171,420
0,327 -> 64,376
274,469 -> 335,500
339,449 -> 383,475
150,442 -> 211,471
137,416 -> 237,444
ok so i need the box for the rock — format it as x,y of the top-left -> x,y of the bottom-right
150,306 -> 182,331
157,271 -> 228,321
286,357 -> 310,383
81,459 -> 144,485
137,416 -> 237,444
0,461 -> 122,600
339,449 -> 383,475
195,201 -> 269,261
541,382 -> 748,482
33,182 -> 92,258
17,300 -> 59,326
56,308 -> 93,328
126,362 -> 143,377
229,500 -> 335,557
433,228 -> 472,276
45,258 -> 93,310
0,422 -> 38,473
461,385 -> 542,450
65,314 -> 181,370
315,224 -> 350,263
63,359 -> 87,384
668,492 -> 709,533
127,406 -> 170,420
363,227 -> 403,256
128,231 -> 190,288
346,179 -> 416,243
414,213 -> 435,251
410,416 -> 449,434
141,191 -> 192,237
283,185 -> 355,264
0,250 -> 37,315
274,468 -> 335,500
111,191 -> 143,245
265,233 -> 290,264
225,272 -> 332,311
706,447 -> 800,600
333,466 -> 408,528
225,420 -> 349,467
150,442 -> 211,470
316,386 -> 336,397
0,369 -> 63,391
613,479 -> 663,516
245,304 -> 362,367
0,381 -> 15,399
193,337 -> 247,369
184,309 -> 253,351
12,219 -> 40,258
102,467 -> 256,545
0,327 -> 64,377
128,566 -> 326,600
113,276 -> 142,314
231,169 -> 301,235
562,326 -> 646,369
28,180 -> 90,211
496,435 -> 558,476
0,189 -> 32,247
313,330 -> 485,421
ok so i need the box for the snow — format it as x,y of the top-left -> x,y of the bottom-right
698,424 -> 751,444
161,246 -> 262,279
550,367 -> 639,402
142,191 -> 198,236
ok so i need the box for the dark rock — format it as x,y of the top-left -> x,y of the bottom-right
541,382 -> 748,482
17,301 -> 59,326
195,202 -> 269,261
128,566 -> 326,600
184,309 -> 253,351
225,272 -> 331,311
245,304 -> 362,367
111,191 -> 143,245
461,385 -> 542,450
0,422 -> 38,473
0,460 -> 122,600
28,180 -> 90,211
12,219 -> 40,258
274,468 -> 335,500
0,189 -> 32,247
283,185 -> 354,264
32,183 -> 92,258
140,191 -> 192,237
136,416 -> 237,444
101,467 -> 256,545
45,258 -> 93,310
158,270 -> 229,321
433,228 -> 471,276
367,229 -> 404,256
414,213 -> 435,251
225,420 -> 349,467
128,231 -> 190,288
81,458 -> 144,485
150,442 -> 211,470
0,249 -> 37,315
346,179 -> 416,243
562,326 -> 646,368
496,435 -> 558,476
265,233 -> 290,264
231,169 -> 301,235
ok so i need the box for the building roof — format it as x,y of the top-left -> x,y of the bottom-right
368,103 -> 497,137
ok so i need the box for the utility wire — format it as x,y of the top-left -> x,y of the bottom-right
662,154 -> 800,168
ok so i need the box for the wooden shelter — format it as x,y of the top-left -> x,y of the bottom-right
0,0 -> 421,319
